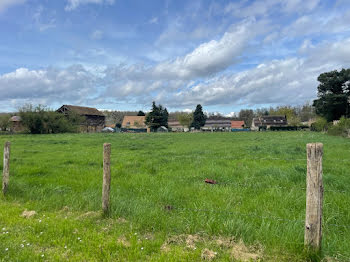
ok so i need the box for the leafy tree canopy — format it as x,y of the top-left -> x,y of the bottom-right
313,68 -> 350,121
137,110 -> 146,116
238,109 -> 254,127
177,112 -> 193,128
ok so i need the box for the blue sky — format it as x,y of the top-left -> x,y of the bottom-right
1,0 -> 350,114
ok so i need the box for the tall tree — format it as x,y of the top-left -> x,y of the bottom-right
313,69 -> 350,121
191,104 -> 206,130
238,109 -> 254,127
145,102 -> 168,131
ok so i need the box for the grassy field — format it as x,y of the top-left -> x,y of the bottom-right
0,132 -> 349,261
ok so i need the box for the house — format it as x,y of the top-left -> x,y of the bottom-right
202,119 -> 232,131
231,120 -> 245,129
9,116 -> 24,132
121,116 -> 147,132
57,105 -> 105,133
251,115 -> 287,131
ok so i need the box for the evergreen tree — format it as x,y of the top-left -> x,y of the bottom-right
137,110 -> 146,116
145,102 -> 168,131
191,104 -> 206,130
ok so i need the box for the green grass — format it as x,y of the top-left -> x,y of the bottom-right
0,132 -> 349,261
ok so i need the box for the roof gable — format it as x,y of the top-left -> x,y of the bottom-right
231,120 -> 245,128
57,105 -> 104,116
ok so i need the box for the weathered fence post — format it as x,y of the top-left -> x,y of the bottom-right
305,143 -> 323,251
2,141 -> 11,195
102,143 -> 111,214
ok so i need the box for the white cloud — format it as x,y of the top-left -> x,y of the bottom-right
224,0 -> 320,18
0,65 -> 97,106
279,11 -> 350,40
65,0 -> 115,11
225,112 -> 236,117
102,37 -> 350,109
160,38 -> 350,108
153,19 -> 256,79
0,0 -> 26,12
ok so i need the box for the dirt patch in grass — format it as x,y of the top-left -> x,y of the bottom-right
201,248 -> 217,260
161,234 -> 262,260
21,210 -> 37,218
116,217 -> 128,223
117,236 -> 131,247
230,240 -> 262,261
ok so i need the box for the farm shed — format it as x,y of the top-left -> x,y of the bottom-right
251,115 -> 287,131
121,116 -> 147,132
156,126 -> 168,132
57,105 -> 105,133
202,119 -> 231,132
9,116 -> 24,132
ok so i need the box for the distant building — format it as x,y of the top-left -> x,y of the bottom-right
231,120 -> 245,129
57,105 -> 105,133
251,115 -> 287,131
9,116 -> 24,132
202,119 -> 231,131
168,119 -> 186,132
156,126 -> 168,132
121,116 -> 147,132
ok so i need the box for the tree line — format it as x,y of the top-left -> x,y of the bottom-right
144,102 -> 206,131
1,68 -> 349,134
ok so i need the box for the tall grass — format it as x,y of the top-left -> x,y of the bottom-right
0,132 -> 349,261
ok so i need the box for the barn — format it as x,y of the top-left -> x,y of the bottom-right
201,119 -> 232,132
251,115 -> 287,131
57,105 -> 105,133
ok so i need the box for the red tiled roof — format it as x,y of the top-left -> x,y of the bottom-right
122,116 -> 146,128
231,120 -> 245,128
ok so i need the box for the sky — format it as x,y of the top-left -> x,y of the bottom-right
1,0 -> 350,114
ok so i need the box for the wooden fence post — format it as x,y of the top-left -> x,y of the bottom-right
2,141 -> 11,195
102,143 -> 111,214
305,143 -> 323,251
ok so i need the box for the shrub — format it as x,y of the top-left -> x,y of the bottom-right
0,114 -> 10,131
311,117 -> 329,132
328,117 -> 350,137
19,104 -> 81,134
